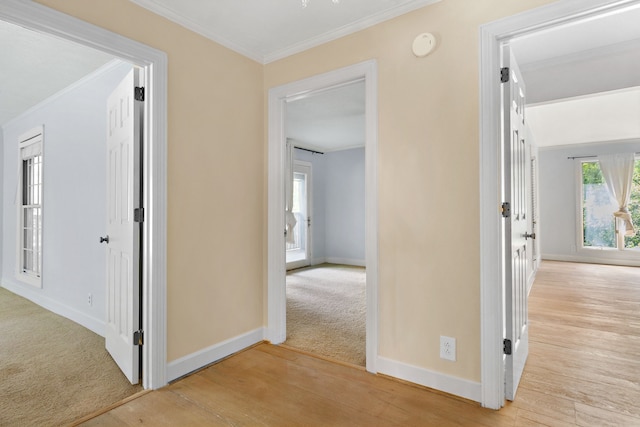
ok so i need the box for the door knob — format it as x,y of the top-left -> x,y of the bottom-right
99,235 -> 110,244
524,232 -> 536,240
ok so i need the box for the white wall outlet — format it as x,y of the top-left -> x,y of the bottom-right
87,293 -> 92,306
440,336 -> 456,361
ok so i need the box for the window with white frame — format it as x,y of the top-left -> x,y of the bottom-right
580,158 -> 640,251
18,127 -> 44,286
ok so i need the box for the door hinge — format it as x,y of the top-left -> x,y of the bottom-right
135,86 -> 145,102
500,67 -> 510,83
503,338 -> 512,355
134,207 -> 144,223
133,330 -> 144,346
501,202 -> 511,218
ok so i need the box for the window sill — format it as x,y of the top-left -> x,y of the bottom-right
16,273 -> 42,288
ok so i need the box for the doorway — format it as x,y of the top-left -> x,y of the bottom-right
283,84 -> 367,364
479,0 -> 640,409
267,60 -> 378,373
0,1 -> 168,390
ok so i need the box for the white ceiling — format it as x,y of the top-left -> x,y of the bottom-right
527,87 -> 640,147
512,3 -> 640,104
510,4 -> 640,147
287,80 -> 365,153
0,20 -> 115,126
130,0 -> 441,64
3,1 -> 640,150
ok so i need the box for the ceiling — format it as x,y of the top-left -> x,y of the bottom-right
2,1 -> 640,150
130,0 -> 441,64
511,3 -> 640,104
510,4 -> 640,147
287,80 -> 366,153
0,20 -> 115,126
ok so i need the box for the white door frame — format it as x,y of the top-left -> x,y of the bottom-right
0,0 -> 168,390
479,0 -> 640,409
267,60 -> 379,373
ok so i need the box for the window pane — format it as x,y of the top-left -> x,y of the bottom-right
582,162 -> 616,248
624,159 -> 640,249
20,153 -> 43,277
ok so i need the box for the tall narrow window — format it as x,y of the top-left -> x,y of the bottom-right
581,158 -> 640,251
18,127 -> 44,286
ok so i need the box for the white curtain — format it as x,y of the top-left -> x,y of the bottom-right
285,139 -> 297,244
598,153 -> 636,238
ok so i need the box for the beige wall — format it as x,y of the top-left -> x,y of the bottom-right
264,0 -> 554,381
35,0 -> 265,361
35,0 -> 557,383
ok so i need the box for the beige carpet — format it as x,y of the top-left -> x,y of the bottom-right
286,264 -> 366,366
0,287 -> 142,426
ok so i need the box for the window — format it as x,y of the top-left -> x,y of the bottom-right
581,158 -> 640,251
18,127 -> 44,286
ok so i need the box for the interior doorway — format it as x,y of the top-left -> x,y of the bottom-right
267,60 -> 378,373
0,1 -> 168,390
479,0 -> 640,409
283,81 -> 367,364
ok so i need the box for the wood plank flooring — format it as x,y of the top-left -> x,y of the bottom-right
79,261 -> 640,426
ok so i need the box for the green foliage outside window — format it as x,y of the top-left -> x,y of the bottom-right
625,160 -> 640,249
582,160 -> 640,250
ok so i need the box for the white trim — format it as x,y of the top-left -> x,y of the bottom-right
0,0 -> 168,390
264,0 -> 442,64
128,0 -> 263,63
130,0 -> 440,64
1,281 -> 105,336
543,253 -> 640,267
479,0 -> 640,410
537,137 -> 640,152
377,357 -> 481,403
267,60 -> 378,374
16,125 -> 44,288
167,328 -> 265,382
324,257 -> 366,267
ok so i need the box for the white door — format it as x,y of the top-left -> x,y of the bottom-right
502,47 -> 530,401
105,68 -> 142,384
286,161 -> 312,270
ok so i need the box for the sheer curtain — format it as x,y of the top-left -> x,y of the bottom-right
285,139 -> 297,244
598,153 -> 636,246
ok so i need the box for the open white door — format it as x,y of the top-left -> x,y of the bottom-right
502,47 -> 530,401
104,68 -> 142,384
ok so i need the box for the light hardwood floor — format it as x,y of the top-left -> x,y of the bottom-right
78,261 -> 640,426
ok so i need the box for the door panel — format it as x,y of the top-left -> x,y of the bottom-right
105,68 -> 141,384
503,47 -> 530,401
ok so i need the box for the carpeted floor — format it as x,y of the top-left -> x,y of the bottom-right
285,264 -> 366,366
0,287 -> 142,426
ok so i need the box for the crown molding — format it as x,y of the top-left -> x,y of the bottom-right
129,0 -> 441,64
129,0 -> 264,63
263,0 -> 441,63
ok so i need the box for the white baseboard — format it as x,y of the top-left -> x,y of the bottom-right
542,253 -> 640,267
0,280 -> 105,336
167,327 -> 265,382
377,356 -> 481,403
325,257 -> 366,267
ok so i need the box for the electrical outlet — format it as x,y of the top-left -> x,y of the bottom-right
87,293 -> 92,306
440,336 -> 456,361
